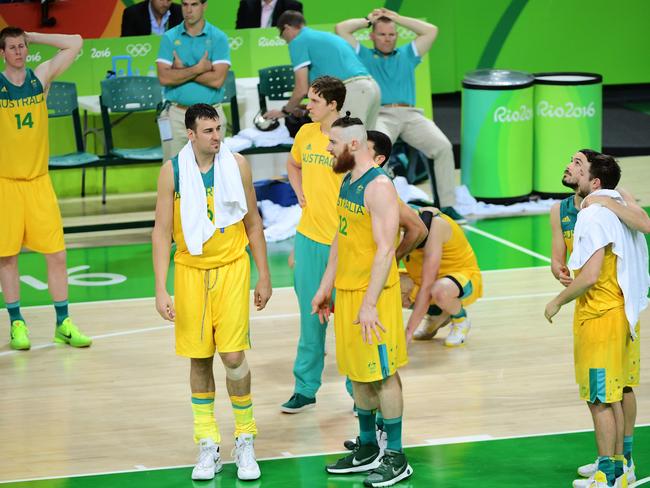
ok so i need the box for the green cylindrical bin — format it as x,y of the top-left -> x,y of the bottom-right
461,69 -> 534,202
533,73 -> 602,197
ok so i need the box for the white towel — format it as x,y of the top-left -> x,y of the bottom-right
568,189 -> 649,338
178,141 -> 248,255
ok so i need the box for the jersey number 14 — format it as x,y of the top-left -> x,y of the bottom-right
15,112 -> 34,129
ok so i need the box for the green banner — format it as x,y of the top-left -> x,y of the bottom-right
14,24 -> 432,198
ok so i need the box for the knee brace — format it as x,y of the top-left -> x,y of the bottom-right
225,358 -> 250,381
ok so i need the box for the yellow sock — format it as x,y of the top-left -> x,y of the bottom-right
231,393 -> 257,437
191,392 -> 220,443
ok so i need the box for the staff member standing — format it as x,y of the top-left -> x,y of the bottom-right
156,0 -> 230,162
265,10 -> 380,128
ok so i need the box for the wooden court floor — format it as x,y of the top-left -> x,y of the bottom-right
1,155 -> 649,483
1,266 -> 648,482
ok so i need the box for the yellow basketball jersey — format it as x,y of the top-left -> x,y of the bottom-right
574,245 -> 625,321
404,209 -> 480,286
291,123 -> 343,245
0,69 -> 49,180
335,166 -> 399,291
171,157 -> 248,269
559,195 -> 578,254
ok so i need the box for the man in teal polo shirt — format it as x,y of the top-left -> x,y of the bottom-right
156,0 -> 230,162
264,10 -> 380,128
336,8 -> 462,220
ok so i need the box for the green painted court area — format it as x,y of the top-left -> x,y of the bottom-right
0,212 -> 557,308
2,427 -> 648,487
2,209 -> 649,308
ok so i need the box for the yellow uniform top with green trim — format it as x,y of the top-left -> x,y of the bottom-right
171,156 -> 248,269
560,195 -> 578,255
0,69 -> 49,180
404,209 -> 480,286
574,244 -> 624,321
335,165 -> 399,291
291,122 -> 343,245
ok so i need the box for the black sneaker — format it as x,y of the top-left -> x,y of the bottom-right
363,449 -> 413,487
343,437 -> 358,451
326,442 -> 382,474
280,393 -> 316,413
441,206 -> 467,224
344,430 -> 387,453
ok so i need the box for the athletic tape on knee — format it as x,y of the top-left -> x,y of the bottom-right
225,359 -> 250,381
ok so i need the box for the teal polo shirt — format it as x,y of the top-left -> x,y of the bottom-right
289,27 -> 368,83
157,21 -> 230,106
357,42 -> 421,106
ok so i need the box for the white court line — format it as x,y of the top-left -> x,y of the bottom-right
3,424 -> 648,485
5,267 -> 550,313
631,477 -> 650,487
425,434 -> 493,445
464,224 -> 552,263
0,289 -> 562,358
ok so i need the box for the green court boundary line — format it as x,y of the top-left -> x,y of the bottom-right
2,424 -> 648,485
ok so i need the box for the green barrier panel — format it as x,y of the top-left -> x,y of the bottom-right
8,24 -> 431,198
533,72 -> 602,196
461,69 -> 534,202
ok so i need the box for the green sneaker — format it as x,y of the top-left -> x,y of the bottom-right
441,206 -> 467,224
280,393 -> 315,413
10,320 -> 31,350
326,442 -> 381,474
363,449 -> 413,487
54,318 -> 92,348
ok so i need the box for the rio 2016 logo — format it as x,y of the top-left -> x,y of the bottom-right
26,52 -> 42,63
91,47 -> 112,59
493,105 -> 532,123
537,100 -> 596,118
229,36 -> 244,50
126,43 -> 152,57
257,36 -> 286,47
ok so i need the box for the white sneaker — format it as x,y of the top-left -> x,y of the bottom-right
233,434 -> 261,480
445,319 -> 471,347
573,471 -> 609,488
577,458 -> 635,485
625,459 -> 636,484
191,438 -> 222,480
615,472 -> 628,488
578,458 -> 598,478
413,315 -> 449,340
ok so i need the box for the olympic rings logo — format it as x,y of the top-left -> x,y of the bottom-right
229,36 -> 244,51
126,43 -> 152,57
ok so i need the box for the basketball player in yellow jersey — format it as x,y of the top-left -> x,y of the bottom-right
312,116 -> 412,487
545,151 -> 649,488
281,76 -> 346,413
550,151 -> 649,486
0,27 -> 91,350
152,104 -> 271,482
401,206 -> 482,347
